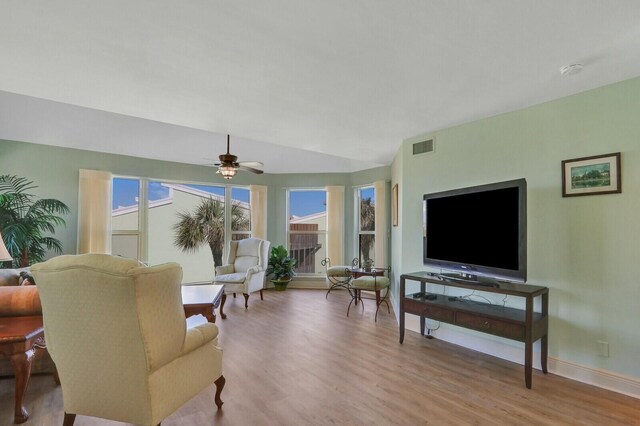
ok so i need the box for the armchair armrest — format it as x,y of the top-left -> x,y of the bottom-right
245,265 -> 260,278
182,322 -> 220,355
215,264 -> 235,275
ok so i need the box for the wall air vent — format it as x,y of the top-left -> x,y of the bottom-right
413,139 -> 434,155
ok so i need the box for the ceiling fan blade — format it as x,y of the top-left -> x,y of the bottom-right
237,165 -> 264,174
237,161 -> 264,168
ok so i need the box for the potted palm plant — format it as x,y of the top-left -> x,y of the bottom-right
0,175 -> 69,267
266,245 -> 297,291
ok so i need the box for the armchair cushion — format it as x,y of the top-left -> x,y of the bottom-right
327,266 -> 351,277
234,255 -> 259,273
214,272 -> 247,283
351,276 -> 391,291
215,264 -> 235,275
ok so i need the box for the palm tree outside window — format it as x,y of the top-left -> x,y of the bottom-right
357,187 -> 375,266
111,177 -> 251,284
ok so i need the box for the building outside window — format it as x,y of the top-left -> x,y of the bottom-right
357,187 -> 375,265
111,178 -> 142,260
111,177 -> 251,283
287,189 -> 327,276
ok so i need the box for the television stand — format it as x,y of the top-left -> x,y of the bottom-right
399,271 -> 549,389
437,273 -> 502,287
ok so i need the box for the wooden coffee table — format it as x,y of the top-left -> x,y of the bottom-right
0,315 -> 57,424
182,284 -> 224,323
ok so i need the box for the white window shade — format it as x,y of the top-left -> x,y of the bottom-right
374,180 -> 387,267
250,185 -> 267,240
78,169 -> 112,254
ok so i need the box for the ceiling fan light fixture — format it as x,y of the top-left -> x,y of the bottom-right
218,165 -> 237,179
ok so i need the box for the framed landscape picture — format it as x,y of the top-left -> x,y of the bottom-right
562,152 -> 621,197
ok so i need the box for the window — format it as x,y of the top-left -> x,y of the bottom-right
357,187 -> 375,265
112,178 -> 142,259
112,177 -> 251,283
287,189 -> 327,276
231,188 -> 251,241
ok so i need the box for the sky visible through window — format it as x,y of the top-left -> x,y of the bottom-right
360,187 -> 375,203
289,190 -> 326,217
112,179 -> 249,209
114,179 -> 338,218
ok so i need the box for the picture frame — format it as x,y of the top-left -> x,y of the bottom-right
392,184 -> 398,226
562,152 -> 621,197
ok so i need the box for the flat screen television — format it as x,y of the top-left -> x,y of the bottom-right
423,178 -> 527,282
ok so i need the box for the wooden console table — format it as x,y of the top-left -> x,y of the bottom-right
399,271 -> 548,389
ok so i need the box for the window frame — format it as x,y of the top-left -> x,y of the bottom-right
111,175 -> 251,265
354,185 -> 375,265
286,188 -> 328,277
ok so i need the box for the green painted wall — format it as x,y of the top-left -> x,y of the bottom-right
392,76 -> 640,379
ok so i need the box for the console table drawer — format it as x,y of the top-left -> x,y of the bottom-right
403,299 -> 454,323
455,312 -> 525,340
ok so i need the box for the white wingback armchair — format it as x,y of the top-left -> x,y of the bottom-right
32,254 -> 225,426
213,238 -> 270,318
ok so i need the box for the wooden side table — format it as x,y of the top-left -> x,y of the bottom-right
0,315 -> 58,424
182,284 -> 224,323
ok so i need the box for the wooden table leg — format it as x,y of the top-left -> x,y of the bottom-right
206,309 -> 216,323
420,282 -> 426,336
220,293 -> 227,319
541,291 -> 549,374
524,296 -> 533,389
399,276 -> 405,343
9,348 -> 35,424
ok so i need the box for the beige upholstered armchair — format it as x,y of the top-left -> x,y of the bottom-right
31,254 -> 225,426
213,238 -> 270,318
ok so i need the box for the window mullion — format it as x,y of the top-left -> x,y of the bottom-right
139,179 -> 149,263
224,187 -> 231,262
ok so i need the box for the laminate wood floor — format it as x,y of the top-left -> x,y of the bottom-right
1,289 -> 639,425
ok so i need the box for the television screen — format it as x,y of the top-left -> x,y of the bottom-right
423,179 -> 527,282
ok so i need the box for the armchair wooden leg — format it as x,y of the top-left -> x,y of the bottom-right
243,293 -> 249,309
220,294 -> 227,319
233,293 -> 236,298
63,412 -> 76,426
260,289 -> 263,300
214,375 -> 225,409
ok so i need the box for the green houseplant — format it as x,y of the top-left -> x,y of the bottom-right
266,245 -> 297,291
0,175 -> 69,267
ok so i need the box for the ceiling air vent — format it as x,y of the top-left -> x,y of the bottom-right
413,139 -> 434,155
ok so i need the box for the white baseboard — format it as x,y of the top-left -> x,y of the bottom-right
548,357 -> 640,399
401,312 -> 640,399
285,278 -> 328,289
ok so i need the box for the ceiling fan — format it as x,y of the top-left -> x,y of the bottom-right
214,134 -> 264,179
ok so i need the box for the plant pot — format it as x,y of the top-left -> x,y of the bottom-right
272,279 -> 291,291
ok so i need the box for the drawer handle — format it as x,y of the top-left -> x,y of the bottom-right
483,321 -> 490,328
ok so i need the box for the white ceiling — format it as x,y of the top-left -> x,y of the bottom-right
1,1 -> 640,173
